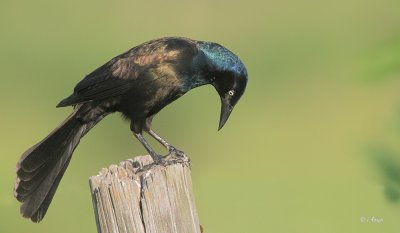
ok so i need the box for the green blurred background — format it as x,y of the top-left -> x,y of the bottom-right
1,0 -> 400,232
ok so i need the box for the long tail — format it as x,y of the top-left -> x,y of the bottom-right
14,106 -> 99,222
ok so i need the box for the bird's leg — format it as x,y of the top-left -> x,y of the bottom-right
134,133 -> 166,164
144,116 -> 185,158
146,129 -> 185,158
147,129 -> 170,148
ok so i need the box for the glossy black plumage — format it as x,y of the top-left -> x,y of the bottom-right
14,37 -> 248,222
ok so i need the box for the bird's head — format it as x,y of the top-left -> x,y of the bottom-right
213,71 -> 247,130
198,41 -> 248,130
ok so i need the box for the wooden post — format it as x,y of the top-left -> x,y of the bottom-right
89,155 -> 202,233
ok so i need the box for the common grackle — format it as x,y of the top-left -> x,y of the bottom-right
14,37 -> 248,222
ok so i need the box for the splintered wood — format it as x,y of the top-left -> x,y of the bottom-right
89,155 -> 201,233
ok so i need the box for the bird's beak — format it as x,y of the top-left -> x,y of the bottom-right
218,97 -> 233,131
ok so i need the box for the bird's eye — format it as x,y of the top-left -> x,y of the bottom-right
228,90 -> 235,96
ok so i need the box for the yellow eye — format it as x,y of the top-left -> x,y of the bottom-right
228,90 -> 235,96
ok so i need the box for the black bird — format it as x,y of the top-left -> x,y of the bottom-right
14,37 -> 248,222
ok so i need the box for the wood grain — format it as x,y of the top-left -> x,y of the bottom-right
89,155 -> 201,233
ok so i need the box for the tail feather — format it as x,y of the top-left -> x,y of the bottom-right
17,114 -> 81,173
29,155 -> 72,222
15,119 -> 83,198
21,152 -> 73,222
14,106 -> 97,222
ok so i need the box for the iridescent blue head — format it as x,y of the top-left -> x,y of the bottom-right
197,41 -> 248,130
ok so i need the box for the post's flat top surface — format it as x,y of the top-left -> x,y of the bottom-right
89,155 -> 201,233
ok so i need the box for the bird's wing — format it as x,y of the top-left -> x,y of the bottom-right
57,55 -> 138,107
57,37 -> 199,107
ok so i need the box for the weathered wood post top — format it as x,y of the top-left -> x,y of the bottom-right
89,155 -> 202,233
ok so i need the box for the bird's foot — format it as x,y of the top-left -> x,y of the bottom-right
157,146 -> 188,164
153,158 -> 170,166
145,147 -> 188,169
147,153 -> 169,166
167,146 -> 186,158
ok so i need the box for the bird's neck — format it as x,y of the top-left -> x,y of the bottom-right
179,72 -> 210,92
178,51 -> 213,91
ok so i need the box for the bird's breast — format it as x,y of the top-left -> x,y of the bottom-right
118,71 -> 185,120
